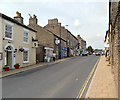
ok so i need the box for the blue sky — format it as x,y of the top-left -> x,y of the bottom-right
0,0 -> 109,49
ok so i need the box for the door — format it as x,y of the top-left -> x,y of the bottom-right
7,51 -> 12,68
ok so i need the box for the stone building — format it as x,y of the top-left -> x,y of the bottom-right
109,1 -> 120,97
67,31 -> 78,56
77,35 -> 86,55
66,30 -> 71,57
44,18 -> 67,59
0,12 -> 37,71
81,39 -> 86,53
28,15 -> 54,62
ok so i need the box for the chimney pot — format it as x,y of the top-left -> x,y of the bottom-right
14,11 -> 23,24
29,14 -> 38,25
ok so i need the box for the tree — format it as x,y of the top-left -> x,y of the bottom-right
87,45 -> 93,53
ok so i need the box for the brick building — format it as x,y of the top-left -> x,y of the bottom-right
28,15 -> 54,62
109,1 -> 120,97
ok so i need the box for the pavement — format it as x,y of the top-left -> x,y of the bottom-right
85,56 -> 118,98
1,57 -> 73,78
2,55 -> 99,98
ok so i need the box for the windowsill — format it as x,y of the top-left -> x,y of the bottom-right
4,37 -> 13,41
23,61 -> 29,64
23,42 -> 29,44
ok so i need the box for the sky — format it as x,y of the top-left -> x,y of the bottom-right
0,0 -> 109,49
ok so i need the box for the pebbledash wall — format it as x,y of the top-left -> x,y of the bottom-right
0,12 -> 36,71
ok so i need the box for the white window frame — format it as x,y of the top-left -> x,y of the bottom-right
23,28 -> 29,44
4,20 -> 13,40
23,48 -> 29,63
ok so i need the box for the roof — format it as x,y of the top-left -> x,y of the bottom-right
66,29 -> 78,41
45,29 -> 67,42
0,13 -> 37,32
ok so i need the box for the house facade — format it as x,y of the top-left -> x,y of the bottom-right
81,39 -> 86,53
61,26 -> 67,58
0,12 -> 37,71
28,15 -> 54,62
77,35 -> 86,55
44,18 -> 67,59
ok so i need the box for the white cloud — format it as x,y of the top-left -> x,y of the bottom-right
0,1 -> 109,49
96,34 -> 101,37
1,0 -> 109,3
74,19 -> 81,27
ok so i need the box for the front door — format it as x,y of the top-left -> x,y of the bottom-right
7,51 -> 12,69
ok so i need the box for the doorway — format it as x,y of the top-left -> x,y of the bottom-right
5,44 -> 15,69
6,51 -> 12,68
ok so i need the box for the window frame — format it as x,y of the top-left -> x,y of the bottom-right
4,20 -> 13,40
23,28 -> 29,44
23,48 -> 29,63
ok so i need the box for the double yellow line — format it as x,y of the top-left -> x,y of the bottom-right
76,57 -> 100,99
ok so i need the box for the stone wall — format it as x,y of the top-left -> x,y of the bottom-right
110,1 -> 120,97
28,16 -> 54,62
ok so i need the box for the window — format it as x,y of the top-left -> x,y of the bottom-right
5,24 -> 13,39
23,31 -> 28,43
23,50 -> 29,63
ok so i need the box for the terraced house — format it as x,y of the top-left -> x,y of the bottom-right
0,12 -> 37,72
28,15 -> 54,62
77,35 -> 86,55
44,18 -> 67,59
44,18 -> 79,58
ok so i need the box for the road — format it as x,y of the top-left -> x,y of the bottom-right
2,55 -> 100,98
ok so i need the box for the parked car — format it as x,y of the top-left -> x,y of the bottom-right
93,52 -> 95,55
82,52 -> 88,56
96,52 -> 100,56
88,52 -> 92,55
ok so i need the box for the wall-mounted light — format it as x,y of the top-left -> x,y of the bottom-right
14,49 -> 17,53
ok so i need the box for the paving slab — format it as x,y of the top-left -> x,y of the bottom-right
85,56 -> 118,98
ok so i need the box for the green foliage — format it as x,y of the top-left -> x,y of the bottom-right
3,65 -> 10,69
14,63 -> 20,67
87,45 -> 93,53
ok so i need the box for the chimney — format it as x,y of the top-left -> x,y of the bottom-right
48,18 -> 58,25
77,35 -> 81,39
77,35 -> 80,37
58,23 -> 61,26
14,11 -> 24,24
29,14 -> 38,25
